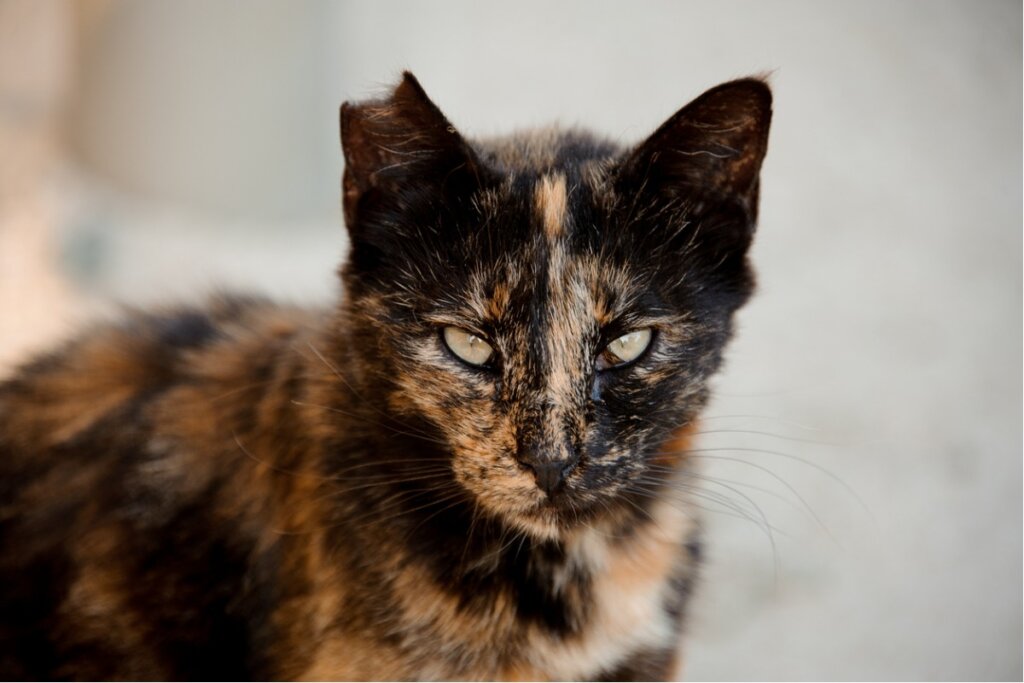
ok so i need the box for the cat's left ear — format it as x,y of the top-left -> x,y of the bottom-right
617,77 -> 772,229
340,72 -> 484,232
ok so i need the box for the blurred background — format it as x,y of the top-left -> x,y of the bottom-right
0,0 -> 1020,679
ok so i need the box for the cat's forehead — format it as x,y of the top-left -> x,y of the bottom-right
456,142 -> 649,326
342,72 -> 769,329
468,127 -> 624,251
472,126 -> 622,174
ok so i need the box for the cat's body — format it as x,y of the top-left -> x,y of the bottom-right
0,73 -> 770,680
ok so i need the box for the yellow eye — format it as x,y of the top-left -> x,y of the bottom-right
597,329 -> 652,370
443,326 -> 495,367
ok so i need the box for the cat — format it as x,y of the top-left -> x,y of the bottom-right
0,72 -> 771,680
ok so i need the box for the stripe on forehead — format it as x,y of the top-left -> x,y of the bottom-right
536,172 -> 570,305
536,174 -> 568,240
535,172 -> 589,422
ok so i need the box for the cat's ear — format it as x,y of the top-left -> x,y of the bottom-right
616,78 -> 772,254
340,72 -> 483,231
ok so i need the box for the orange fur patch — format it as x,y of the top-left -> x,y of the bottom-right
536,174 -> 568,239
653,421 -> 699,467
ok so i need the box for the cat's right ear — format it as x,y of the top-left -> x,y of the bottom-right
619,78 -> 772,213
615,78 -> 772,276
340,72 -> 484,234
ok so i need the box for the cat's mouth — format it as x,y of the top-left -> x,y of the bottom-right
451,453 -> 603,538
510,503 -> 566,539
471,486 -> 585,540
510,485 -> 604,538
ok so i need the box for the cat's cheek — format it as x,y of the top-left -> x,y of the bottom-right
451,455 -> 552,536
386,339 -> 489,420
445,431 -> 561,536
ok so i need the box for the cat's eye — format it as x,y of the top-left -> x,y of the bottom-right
442,326 -> 495,367
597,329 -> 652,370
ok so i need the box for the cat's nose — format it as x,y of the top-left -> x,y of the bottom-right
527,460 -> 573,496
517,444 -> 579,495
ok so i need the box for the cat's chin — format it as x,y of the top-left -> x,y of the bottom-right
502,495 -> 600,541
507,509 -> 563,541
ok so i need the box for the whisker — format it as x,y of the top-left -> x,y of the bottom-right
365,489 -> 468,530
684,446 -> 875,525
641,470 -> 786,533
644,463 -> 810,516
324,456 -> 452,479
329,461 -> 453,479
321,472 -> 454,499
489,524 -> 528,564
404,494 -> 475,541
330,487 -> 467,534
699,414 -> 823,432
695,428 -> 842,447
630,479 -> 780,539
232,433 -> 326,482
625,483 -> 781,583
681,452 -> 839,544
457,500 -> 484,571
615,489 -> 703,542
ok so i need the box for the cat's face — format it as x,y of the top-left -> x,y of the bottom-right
338,73 -> 771,538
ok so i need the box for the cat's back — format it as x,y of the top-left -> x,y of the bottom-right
0,295 -> 322,679
0,294 -> 316,480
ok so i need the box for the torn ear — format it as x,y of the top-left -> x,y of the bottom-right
620,78 -> 772,212
340,71 -> 481,228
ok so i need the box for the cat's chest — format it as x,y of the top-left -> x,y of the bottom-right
516,499 -> 695,680
301,496 -> 695,681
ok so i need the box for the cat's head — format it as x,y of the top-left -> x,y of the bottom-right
337,73 -> 771,539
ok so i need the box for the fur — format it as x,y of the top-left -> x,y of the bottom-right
0,72 -> 771,680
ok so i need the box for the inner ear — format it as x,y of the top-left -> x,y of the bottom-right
340,71 -> 484,229
618,78 -> 772,207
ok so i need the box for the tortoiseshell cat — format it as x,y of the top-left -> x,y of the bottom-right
0,73 -> 771,680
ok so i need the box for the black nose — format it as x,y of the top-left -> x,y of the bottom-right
523,459 -> 576,496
